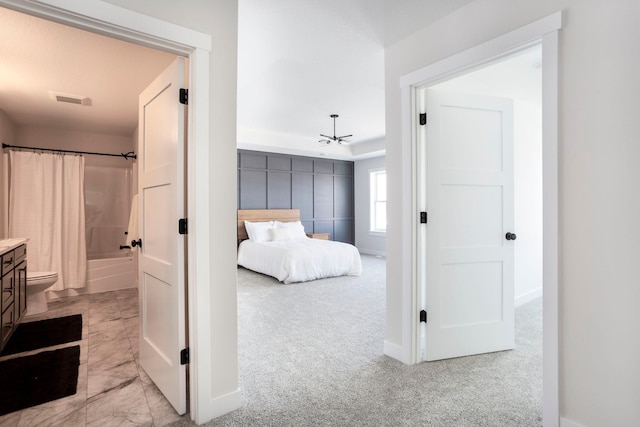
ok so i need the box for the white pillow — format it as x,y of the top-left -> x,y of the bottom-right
244,220 -> 274,242
269,227 -> 292,241
274,220 -> 307,240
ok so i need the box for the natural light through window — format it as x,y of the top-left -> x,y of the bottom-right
370,169 -> 387,234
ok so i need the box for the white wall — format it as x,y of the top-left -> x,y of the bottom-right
15,126 -> 135,168
385,1 -> 640,426
0,108 -> 16,238
513,100 -> 543,304
354,155 -> 386,256
0,109 -> 16,144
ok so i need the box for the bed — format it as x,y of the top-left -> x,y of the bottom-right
237,209 -> 362,283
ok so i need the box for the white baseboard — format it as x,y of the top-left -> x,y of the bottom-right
357,248 -> 386,257
560,417 -> 587,427
196,389 -> 242,424
515,287 -> 542,307
383,340 -> 407,363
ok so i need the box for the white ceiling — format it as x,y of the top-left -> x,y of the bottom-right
237,0 -> 474,158
0,1 -> 476,157
433,44 -> 542,104
0,6 -> 175,137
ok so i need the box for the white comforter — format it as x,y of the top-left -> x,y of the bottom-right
237,238 -> 362,283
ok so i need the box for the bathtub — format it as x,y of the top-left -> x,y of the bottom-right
46,253 -> 137,300
86,254 -> 137,293
87,250 -> 132,261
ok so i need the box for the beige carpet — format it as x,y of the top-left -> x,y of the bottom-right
196,255 -> 542,426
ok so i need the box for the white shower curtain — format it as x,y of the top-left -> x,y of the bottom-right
9,151 -> 87,291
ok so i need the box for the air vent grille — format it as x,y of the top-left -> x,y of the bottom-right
56,95 -> 83,104
48,91 -> 91,106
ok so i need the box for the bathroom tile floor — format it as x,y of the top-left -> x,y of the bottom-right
0,288 -> 187,426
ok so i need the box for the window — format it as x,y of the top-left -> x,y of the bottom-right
370,169 -> 387,233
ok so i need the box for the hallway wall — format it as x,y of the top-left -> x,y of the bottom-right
384,1 -> 640,425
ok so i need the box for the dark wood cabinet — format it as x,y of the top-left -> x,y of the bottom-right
15,247 -> 27,321
0,243 -> 27,352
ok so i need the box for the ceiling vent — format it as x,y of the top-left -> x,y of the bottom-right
48,91 -> 92,106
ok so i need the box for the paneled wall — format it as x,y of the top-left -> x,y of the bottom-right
237,150 -> 354,243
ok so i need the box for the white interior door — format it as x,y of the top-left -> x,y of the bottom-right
421,89 -> 515,361
138,57 -> 187,413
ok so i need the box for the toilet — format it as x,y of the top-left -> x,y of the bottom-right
26,271 -> 58,316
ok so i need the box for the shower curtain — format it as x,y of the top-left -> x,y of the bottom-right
8,151 -> 87,291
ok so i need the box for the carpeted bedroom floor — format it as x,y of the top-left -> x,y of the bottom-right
190,254 -> 542,427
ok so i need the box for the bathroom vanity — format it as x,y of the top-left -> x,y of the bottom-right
0,239 -> 27,352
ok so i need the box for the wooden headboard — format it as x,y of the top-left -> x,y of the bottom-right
237,209 -> 300,244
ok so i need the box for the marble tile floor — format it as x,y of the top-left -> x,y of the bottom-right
0,289 -> 187,427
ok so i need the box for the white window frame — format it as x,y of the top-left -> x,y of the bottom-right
369,168 -> 387,235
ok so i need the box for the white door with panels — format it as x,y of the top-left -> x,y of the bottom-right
419,89 -> 515,361
137,57 -> 187,413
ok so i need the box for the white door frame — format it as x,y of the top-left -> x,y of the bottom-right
0,0 -> 215,423
400,12 -> 562,426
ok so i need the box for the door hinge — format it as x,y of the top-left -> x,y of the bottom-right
420,211 -> 427,224
419,112 -> 427,126
180,348 -> 189,365
420,310 -> 427,323
179,88 -> 188,105
179,218 -> 188,235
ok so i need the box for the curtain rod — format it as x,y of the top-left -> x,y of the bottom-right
2,143 -> 137,160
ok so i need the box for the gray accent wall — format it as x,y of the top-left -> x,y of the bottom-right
238,150 -> 354,244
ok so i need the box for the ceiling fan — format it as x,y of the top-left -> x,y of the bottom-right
319,114 -> 352,145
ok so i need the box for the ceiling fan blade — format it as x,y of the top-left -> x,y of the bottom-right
318,138 -> 331,144
319,134 -> 333,140
337,134 -> 353,139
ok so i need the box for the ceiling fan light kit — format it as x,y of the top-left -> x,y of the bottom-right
319,114 -> 352,145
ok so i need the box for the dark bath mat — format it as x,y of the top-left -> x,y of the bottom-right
1,314 -> 82,356
0,345 -> 81,415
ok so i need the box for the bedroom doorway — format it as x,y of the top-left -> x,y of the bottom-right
416,44 -> 543,362
403,13 -> 560,424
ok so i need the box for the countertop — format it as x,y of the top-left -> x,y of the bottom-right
0,238 -> 28,255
